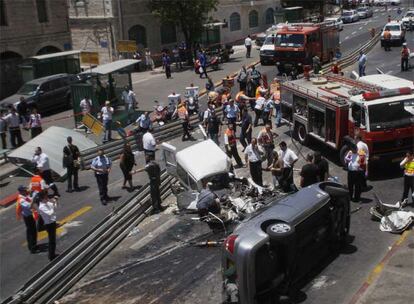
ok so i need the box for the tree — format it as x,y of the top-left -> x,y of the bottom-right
148,0 -> 219,61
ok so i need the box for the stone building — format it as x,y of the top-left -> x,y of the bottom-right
69,0 -> 281,64
0,0 -> 72,99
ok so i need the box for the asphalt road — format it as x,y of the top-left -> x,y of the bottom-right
0,3 -> 412,302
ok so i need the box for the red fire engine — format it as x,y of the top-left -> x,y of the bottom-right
279,74 -> 414,165
270,22 -> 340,74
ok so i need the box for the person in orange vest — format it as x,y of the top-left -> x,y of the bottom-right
224,124 -> 244,169
400,151 -> 414,204
257,123 -> 278,167
16,185 -> 38,254
235,90 -> 254,113
29,168 -> 48,197
401,43 -> 410,72
383,28 -> 392,51
177,101 -> 195,141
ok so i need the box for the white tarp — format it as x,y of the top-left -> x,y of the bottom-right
380,211 -> 414,233
7,126 -> 97,177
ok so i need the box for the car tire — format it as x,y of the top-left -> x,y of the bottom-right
266,221 -> 295,242
294,123 -> 308,145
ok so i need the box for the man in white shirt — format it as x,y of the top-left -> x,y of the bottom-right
122,86 -> 137,124
244,35 -> 252,58
36,191 -> 58,260
135,112 -> 152,132
80,96 -> 92,115
100,101 -> 114,142
224,99 -> 240,131
244,138 -> 264,186
278,141 -> 299,192
143,130 -> 157,163
5,106 -> 23,148
32,147 -> 60,196
254,92 -> 266,127
356,134 -> 371,190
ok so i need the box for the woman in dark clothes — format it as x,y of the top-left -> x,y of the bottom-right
120,143 -> 136,190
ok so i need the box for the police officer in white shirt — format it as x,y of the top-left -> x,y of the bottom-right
278,141 -> 299,192
100,101 -> 114,142
254,92 -> 266,127
36,190 -> 58,260
244,35 -> 252,58
91,149 -> 112,205
142,130 -> 157,163
224,99 -> 240,131
32,147 -> 60,196
244,138 -> 264,186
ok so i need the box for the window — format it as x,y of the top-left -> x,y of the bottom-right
265,8 -> 274,24
249,10 -> 259,28
160,22 -> 177,45
36,0 -> 49,23
128,24 -> 147,48
230,12 -> 241,31
0,0 -> 7,26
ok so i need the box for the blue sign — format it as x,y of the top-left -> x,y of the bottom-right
100,40 -> 108,48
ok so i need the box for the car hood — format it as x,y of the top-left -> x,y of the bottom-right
260,44 -> 275,51
0,94 -> 33,108
402,16 -> 413,21
382,30 -> 402,36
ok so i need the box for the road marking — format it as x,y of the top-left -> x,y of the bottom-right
344,36 -> 350,40
347,230 -> 412,304
358,27 -> 363,30
352,31 -> 357,35
23,206 -> 92,245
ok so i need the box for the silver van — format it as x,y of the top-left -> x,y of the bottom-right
222,182 -> 350,304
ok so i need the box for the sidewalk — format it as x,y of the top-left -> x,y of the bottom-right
351,230 -> 414,304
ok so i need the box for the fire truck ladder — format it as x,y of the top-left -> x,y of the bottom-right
325,74 -> 381,92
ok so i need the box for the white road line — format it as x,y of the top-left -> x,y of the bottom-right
344,36 -> 349,40
359,27 -> 363,30
352,31 -> 357,35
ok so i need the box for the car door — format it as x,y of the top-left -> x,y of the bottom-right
37,81 -> 53,112
52,77 -> 69,108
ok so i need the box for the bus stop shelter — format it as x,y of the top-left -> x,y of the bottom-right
71,59 -> 140,127
19,50 -> 81,83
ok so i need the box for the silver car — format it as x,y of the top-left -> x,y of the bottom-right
342,10 -> 360,23
222,182 -> 350,304
357,7 -> 373,19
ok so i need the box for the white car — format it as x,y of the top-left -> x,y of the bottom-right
381,21 -> 406,46
325,17 -> 344,31
387,0 -> 401,5
402,10 -> 414,30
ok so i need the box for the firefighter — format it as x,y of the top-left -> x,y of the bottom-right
401,43 -> 410,72
177,101 -> 194,141
400,151 -> 414,204
383,28 -> 392,51
16,185 -> 38,254
224,124 -> 244,169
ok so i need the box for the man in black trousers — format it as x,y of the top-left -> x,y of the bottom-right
91,149 -> 112,205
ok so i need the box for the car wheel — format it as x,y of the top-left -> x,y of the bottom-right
266,222 -> 295,242
294,123 -> 308,145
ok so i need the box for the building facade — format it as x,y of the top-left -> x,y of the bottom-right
0,0 -> 72,99
69,0 -> 281,64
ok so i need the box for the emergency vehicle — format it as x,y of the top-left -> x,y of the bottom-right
279,74 -> 414,165
260,22 -> 339,73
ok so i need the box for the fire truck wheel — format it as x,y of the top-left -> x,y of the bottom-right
339,145 -> 351,168
294,123 -> 308,145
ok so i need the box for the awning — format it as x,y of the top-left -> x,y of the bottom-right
30,50 -> 81,60
81,59 -> 140,75
7,127 -> 98,177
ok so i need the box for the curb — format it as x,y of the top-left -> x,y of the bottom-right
347,230 -> 412,304
0,192 -> 18,208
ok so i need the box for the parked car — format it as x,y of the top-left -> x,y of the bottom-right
402,10 -> 414,31
325,16 -> 344,31
341,10 -> 360,23
0,74 -> 79,114
373,0 -> 387,6
381,21 -> 406,46
387,0 -> 401,5
222,182 -> 350,304
357,6 -> 373,18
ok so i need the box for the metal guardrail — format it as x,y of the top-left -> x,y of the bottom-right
2,171 -> 175,304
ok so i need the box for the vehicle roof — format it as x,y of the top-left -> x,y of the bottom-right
350,91 -> 414,105
30,50 -> 80,60
360,74 -> 414,90
176,139 -> 230,181
81,59 -> 140,75
27,73 -> 72,84
385,21 -> 402,26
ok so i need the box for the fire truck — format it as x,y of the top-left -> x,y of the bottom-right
279,74 -> 414,165
260,22 -> 339,73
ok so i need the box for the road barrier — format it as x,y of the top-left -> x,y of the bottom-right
2,171 -> 176,304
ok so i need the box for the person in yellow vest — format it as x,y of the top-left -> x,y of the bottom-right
400,151 -> 414,204
177,101 -> 195,141
235,91 -> 255,113
16,185 -> 38,254
224,124 -> 244,169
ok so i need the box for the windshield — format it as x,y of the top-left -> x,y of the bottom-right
17,83 -> 39,95
357,8 -> 367,12
263,36 -> 276,46
343,12 -> 353,16
385,25 -> 401,31
405,12 -> 414,17
369,99 -> 414,131
275,34 -> 304,47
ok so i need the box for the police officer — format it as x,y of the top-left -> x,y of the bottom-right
91,149 -> 112,205
16,185 -> 38,254
196,181 -> 221,217
135,156 -> 163,213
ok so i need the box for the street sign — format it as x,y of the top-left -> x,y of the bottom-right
80,51 -> 100,66
117,40 -> 137,53
82,113 -> 104,136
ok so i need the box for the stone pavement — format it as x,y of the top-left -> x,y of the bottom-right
351,230 -> 414,304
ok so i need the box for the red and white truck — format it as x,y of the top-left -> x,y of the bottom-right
260,22 -> 339,73
279,74 -> 414,165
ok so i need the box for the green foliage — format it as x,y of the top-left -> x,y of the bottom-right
148,0 -> 219,44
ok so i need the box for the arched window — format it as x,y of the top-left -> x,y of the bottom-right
230,12 -> 241,32
128,24 -> 147,48
160,22 -> 177,44
249,10 -> 259,28
265,8 -> 274,24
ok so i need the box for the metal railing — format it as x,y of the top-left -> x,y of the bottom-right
2,171 -> 175,304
